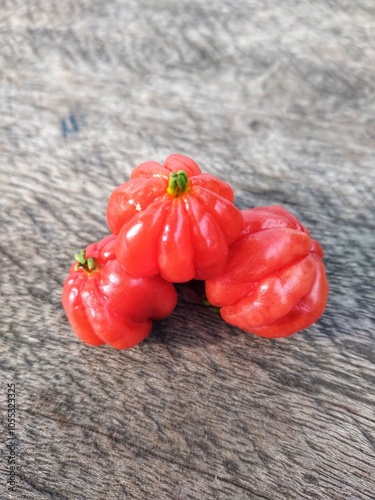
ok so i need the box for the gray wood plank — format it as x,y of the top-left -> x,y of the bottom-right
1,1 -> 374,499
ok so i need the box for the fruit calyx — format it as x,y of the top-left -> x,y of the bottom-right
167,170 -> 189,197
74,249 -> 96,273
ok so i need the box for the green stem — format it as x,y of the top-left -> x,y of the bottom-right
167,170 -> 189,197
203,298 -> 221,314
74,249 -> 96,273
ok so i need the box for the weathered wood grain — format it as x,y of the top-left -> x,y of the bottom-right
1,1 -> 375,499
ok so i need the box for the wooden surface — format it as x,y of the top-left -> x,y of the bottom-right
1,1 -> 375,499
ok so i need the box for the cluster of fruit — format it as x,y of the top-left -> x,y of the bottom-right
62,154 -> 328,349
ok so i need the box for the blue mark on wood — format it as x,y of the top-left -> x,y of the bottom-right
61,114 -> 80,138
